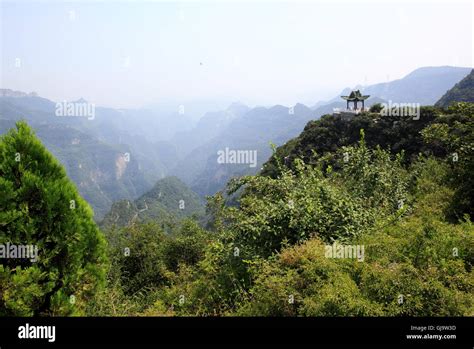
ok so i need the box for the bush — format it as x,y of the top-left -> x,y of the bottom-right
234,158 -> 473,316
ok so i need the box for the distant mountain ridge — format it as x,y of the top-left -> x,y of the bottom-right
361,66 -> 471,105
0,94 -> 174,219
170,102 -> 315,196
312,66 -> 472,109
1,65 -> 470,216
170,66 -> 471,197
170,102 -> 251,158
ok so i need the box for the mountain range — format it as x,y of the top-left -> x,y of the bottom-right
171,66 -> 472,197
1,65 -> 471,219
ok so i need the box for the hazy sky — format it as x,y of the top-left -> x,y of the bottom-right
1,0 -> 472,109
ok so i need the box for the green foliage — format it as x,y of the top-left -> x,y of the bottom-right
108,222 -> 169,295
88,102 -> 474,317
90,219 -> 214,315
3,101 -> 472,318
94,121 -> 473,317
261,106 -> 440,178
435,70 -> 474,108
225,164 -> 373,258
161,220 -> 210,272
235,164 -> 473,316
235,239 -> 385,316
421,102 -> 474,218
222,134 -> 413,258
369,103 -> 384,113
100,176 -> 205,230
0,121 -> 107,316
332,131 -> 410,214
153,239 -> 251,316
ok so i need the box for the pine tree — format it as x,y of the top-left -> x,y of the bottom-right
0,121 -> 107,316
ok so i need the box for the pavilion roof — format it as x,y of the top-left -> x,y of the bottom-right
341,90 -> 370,101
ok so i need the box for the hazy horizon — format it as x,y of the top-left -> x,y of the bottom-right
1,0 -> 472,109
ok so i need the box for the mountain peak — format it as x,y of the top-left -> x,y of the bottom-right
403,66 -> 471,80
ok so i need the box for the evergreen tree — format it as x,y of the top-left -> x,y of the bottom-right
0,121 -> 107,316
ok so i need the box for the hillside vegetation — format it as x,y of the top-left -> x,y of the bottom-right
86,102 -> 473,317
436,69 -> 474,108
1,90 -> 473,317
100,176 -> 205,230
